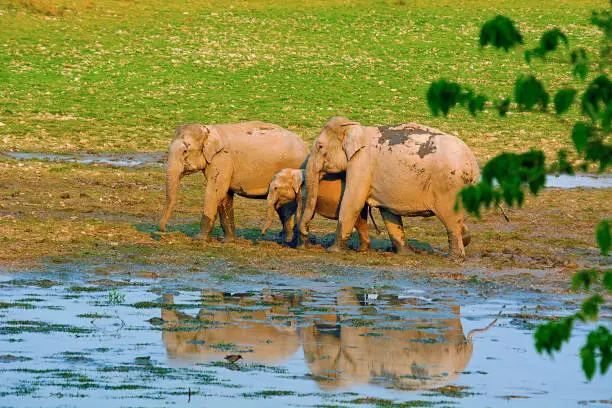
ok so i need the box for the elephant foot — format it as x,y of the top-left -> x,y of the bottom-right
221,235 -> 235,244
393,242 -> 423,255
326,244 -> 342,253
194,233 -> 212,242
448,248 -> 466,262
327,239 -> 349,253
296,234 -> 310,249
357,243 -> 370,253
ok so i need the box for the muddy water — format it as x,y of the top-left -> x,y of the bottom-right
0,263 -> 609,407
2,151 -> 612,189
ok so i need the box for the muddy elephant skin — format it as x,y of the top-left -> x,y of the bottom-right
299,117 -> 479,259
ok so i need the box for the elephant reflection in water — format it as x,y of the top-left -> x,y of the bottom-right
159,289 -> 492,391
161,291 -> 302,365
300,288 -> 485,390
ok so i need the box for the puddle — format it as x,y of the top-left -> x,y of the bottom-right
545,173 -> 612,189
2,151 -> 611,189
0,151 -> 166,167
0,263 -> 610,407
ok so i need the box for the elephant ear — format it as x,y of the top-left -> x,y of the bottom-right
341,122 -> 366,161
202,125 -> 225,164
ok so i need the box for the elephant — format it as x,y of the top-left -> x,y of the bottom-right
160,291 -> 301,365
159,122 -> 309,242
261,168 -> 373,251
299,116 -> 480,259
300,288 -> 495,390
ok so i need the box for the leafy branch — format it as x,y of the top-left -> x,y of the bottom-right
427,9 -> 612,380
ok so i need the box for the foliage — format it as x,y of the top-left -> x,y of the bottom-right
479,15 -> 523,51
107,289 -> 126,306
427,5 -> 611,380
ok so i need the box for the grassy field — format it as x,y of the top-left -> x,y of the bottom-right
0,0 -> 607,162
1,0 -> 610,278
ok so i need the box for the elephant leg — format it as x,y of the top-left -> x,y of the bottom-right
277,201 -> 298,244
461,224 -> 471,247
380,209 -> 410,254
217,192 -> 235,243
436,205 -> 466,260
329,166 -> 372,252
195,167 -> 231,242
355,206 -> 370,252
297,213 -> 314,249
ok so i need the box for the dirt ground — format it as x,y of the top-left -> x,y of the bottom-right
0,158 -> 610,292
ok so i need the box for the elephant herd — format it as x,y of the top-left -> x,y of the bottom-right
159,117 -> 480,260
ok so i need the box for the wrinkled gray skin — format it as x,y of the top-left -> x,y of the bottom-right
262,168 -> 370,251
160,122 -> 309,242
299,117 -> 479,259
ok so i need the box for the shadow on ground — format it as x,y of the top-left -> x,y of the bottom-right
133,223 -> 441,254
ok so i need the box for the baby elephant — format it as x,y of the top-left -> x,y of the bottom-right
262,169 -> 371,251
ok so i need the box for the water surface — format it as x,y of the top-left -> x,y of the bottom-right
0,263 -> 609,407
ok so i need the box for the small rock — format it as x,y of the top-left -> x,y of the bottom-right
60,192 -> 70,199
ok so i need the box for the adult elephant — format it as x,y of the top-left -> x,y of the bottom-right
299,117 -> 480,259
160,122 -> 309,242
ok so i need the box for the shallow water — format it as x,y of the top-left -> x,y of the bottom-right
0,262 -> 609,407
2,151 -> 611,190
0,151 -> 166,167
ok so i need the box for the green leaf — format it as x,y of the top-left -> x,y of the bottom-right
581,295 -> 604,321
581,75 -> 612,123
534,317 -> 574,355
571,122 -> 592,153
539,28 -> 568,52
554,88 -> 577,114
573,63 -> 588,80
571,269 -> 599,291
581,345 -> 596,380
596,219 -> 611,257
515,75 -> 549,111
603,271 -> 612,291
549,150 -> 575,175
479,15 -> 523,51
495,98 -> 511,116
427,79 -> 462,117
468,95 -> 488,116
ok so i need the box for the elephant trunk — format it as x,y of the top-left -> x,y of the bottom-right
299,152 -> 322,237
262,191 -> 278,235
159,139 -> 184,232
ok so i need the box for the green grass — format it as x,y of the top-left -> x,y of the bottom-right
0,0 -> 606,161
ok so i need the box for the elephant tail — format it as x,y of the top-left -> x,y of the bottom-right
467,318 -> 498,342
368,206 -> 382,234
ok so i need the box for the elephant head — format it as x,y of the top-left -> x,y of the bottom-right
159,124 -> 224,232
300,117 -> 366,236
262,169 -> 303,235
